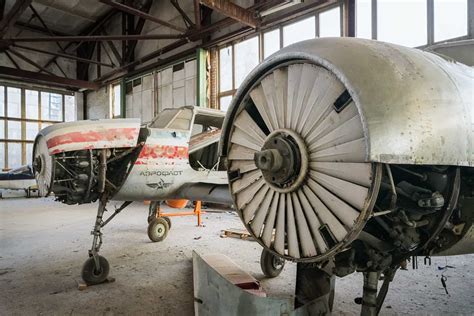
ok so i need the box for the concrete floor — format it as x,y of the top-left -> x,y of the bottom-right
0,196 -> 473,315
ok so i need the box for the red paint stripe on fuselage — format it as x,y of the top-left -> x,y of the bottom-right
46,128 -> 139,149
136,144 -> 188,163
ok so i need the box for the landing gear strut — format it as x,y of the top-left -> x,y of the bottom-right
357,268 -> 397,316
81,197 -> 132,285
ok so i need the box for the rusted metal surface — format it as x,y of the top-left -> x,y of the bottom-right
200,0 -> 257,28
221,37 -> 474,166
38,119 -> 141,155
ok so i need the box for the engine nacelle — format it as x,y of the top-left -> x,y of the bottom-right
220,37 -> 474,270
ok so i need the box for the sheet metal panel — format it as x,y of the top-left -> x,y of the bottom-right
222,38 -> 474,166
39,119 -> 141,155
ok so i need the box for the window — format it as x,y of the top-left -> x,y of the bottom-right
377,0 -> 427,47
8,143 -> 21,169
41,92 -> 63,121
25,90 -> 38,120
8,121 -> 21,140
283,16 -> 316,47
26,122 -> 39,140
65,95 -> 76,122
434,0 -> 468,42
7,87 -> 21,118
111,84 -> 121,118
356,0 -> 372,39
0,142 -> 4,170
25,143 -> 33,166
0,85 -> 75,169
264,29 -> 281,59
219,95 -> 233,112
234,36 -> 259,87
0,86 -> 4,117
219,46 -> 233,92
319,7 -> 341,37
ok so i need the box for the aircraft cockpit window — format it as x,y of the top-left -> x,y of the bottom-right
167,108 -> 193,130
149,108 -> 193,131
149,108 -> 179,128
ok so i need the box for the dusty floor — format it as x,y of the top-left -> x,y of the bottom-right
0,196 -> 473,315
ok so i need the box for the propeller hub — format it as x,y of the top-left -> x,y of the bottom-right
33,155 -> 43,174
255,132 -> 302,188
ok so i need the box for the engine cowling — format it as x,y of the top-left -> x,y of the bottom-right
220,37 -> 474,269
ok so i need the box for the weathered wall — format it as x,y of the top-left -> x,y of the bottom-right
86,1 -> 199,120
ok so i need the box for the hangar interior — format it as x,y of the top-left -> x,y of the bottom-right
0,0 -> 473,315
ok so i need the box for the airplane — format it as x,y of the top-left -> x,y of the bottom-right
33,37 -> 473,314
32,106 -> 231,285
0,165 -> 37,198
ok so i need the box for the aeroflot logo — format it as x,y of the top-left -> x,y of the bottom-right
140,170 -> 183,177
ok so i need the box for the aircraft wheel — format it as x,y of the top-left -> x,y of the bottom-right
81,255 -> 110,285
163,216 -> 172,229
261,248 -> 285,278
148,217 -> 169,242
147,215 -> 155,224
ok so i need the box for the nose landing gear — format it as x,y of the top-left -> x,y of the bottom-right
81,197 -> 132,285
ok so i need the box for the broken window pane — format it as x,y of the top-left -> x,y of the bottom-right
234,36 -> 259,88
219,46 -> 233,92
7,87 -> 21,118
264,29 -> 280,59
41,92 -> 63,121
26,90 -> 39,120
434,0 -> 468,42
356,0 -> 372,39
378,0 -> 427,47
283,16 -> 316,47
320,7 -> 341,37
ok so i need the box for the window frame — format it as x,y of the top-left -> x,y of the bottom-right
217,4 -> 344,110
0,83 -> 75,170
356,0 -> 471,47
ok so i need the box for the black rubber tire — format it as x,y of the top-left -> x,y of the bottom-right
163,216 -> 172,229
81,255 -> 110,285
260,249 -> 285,278
147,217 -> 169,242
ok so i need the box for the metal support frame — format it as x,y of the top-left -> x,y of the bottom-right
2,34 -> 184,43
151,200 -> 205,227
100,0 -> 186,33
0,66 -> 100,90
171,0 -> 195,29
0,0 -> 32,37
200,0 -> 258,28
7,48 -> 56,76
13,44 -> 115,68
